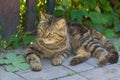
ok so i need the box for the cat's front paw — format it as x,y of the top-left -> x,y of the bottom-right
26,54 -> 42,71
70,57 -> 87,66
98,59 -> 106,67
52,57 -> 63,66
70,57 -> 81,66
30,60 -> 42,71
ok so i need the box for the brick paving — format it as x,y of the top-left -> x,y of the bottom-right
0,50 -> 120,80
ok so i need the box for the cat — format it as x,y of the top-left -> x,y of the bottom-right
25,12 -> 119,71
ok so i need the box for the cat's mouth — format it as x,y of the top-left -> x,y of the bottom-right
43,39 -> 55,44
42,37 -> 65,45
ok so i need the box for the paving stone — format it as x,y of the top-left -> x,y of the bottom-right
86,58 -> 111,67
14,48 -> 26,55
86,58 -> 98,67
108,76 -> 120,80
0,67 -> 25,80
79,64 -> 120,80
116,55 -> 120,65
62,56 -> 95,73
0,52 -> 5,58
58,74 -> 88,80
15,69 -> 31,74
18,59 -> 71,80
118,51 -> 120,56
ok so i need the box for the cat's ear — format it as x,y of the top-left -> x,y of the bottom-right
57,19 -> 66,29
40,11 -> 50,21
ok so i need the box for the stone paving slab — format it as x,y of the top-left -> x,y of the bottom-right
0,67 -> 25,80
79,64 -> 120,80
117,56 -> 120,64
58,74 -> 88,80
0,49 -> 120,80
86,58 -> 111,67
86,58 -> 98,67
108,76 -> 120,80
62,56 -> 95,73
17,59 -> 71,80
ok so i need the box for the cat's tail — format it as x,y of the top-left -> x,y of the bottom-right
104,40 -> 119,64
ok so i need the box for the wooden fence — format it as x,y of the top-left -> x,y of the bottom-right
0,0 -> 55,39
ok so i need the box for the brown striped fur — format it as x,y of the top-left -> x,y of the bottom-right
25,12 -> 119,71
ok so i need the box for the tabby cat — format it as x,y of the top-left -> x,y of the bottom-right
25,12 -> 119,71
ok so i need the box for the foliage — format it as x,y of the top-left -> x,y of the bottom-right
0,32 -> 35,51
0,0 -> 120,50
52,0 -> 120,38
0,53 -> 30,72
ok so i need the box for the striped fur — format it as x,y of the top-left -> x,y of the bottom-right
69,22 -> 118,66
25,12 -> 119,71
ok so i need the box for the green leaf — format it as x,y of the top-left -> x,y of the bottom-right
2,53 -> 30,72
89,12 -> 108,25
118,45 -> 120,50
70,9 -> 78,20
89,0 -> 96,9
79,9 -> 88,16
17,55 -> 26,63
93,25 -> 104,33
104,29 -> 115,38
5,53 -> 26,63
5,65 -> 19,72
71,9 -> 88,23
95,5 -> 101,13
114,24 -> 120,32
62,0 -> 70,7
5,53 -> 17,60
99,0 -> 107,6
6,36 -> 20,49
77,9 -> 88,23
23,36 -> 35,45
77,14 -> 82,24
0,59 -> 4,64
99,0 -> 112,12
4,59 -> 11,64
67,70 -> 76,76
53,10 -> 65,17
19,63 -> 30,70
56,6 -> 65,11
12,62 -> 30,70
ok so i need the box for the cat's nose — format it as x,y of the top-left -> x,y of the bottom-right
44,32 -> 50,38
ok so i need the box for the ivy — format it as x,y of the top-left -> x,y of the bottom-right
0,53 -> 30,72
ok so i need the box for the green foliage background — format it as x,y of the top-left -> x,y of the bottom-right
54,0 -> 120,38
36,0 -> 120,38
0,0 -> 120,50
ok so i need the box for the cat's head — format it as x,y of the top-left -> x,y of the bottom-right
37,12 -> 67,45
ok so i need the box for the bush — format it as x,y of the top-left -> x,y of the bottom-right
0,0 -> 120,50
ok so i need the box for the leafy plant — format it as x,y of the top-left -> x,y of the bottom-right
1,0 -> 120,50
0,31 -> 35,51
0,53 -> 30,72
67,70 -> 76,76
52,0 -> 120,38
